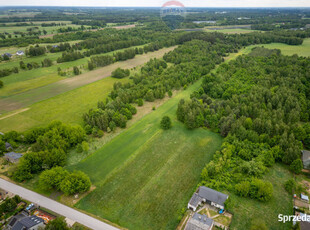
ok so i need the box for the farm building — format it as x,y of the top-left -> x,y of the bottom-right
4,152 -> 23,163
185,213 -> 214,230
188,186 -> 228,211
16,50 -> 25,56
2,52 -> 12,58
302,150 -> 310,168
7,214 -> 44,230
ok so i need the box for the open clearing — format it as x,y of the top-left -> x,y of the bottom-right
0,46 -> 176,114
70,79 -> 223,230
225,38 -> 310,62
240,38 -> 310,57
230,164 -> 293,230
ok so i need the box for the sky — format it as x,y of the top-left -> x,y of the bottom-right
0,0 -> 310,7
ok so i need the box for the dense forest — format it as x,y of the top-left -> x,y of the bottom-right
177,47 -> 310,201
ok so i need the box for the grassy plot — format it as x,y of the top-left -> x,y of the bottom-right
0,47 -> 176,131
0,76 -> 129,132
240,38 -> 310,57
0,46 -> 175,115
71,79 -> 223,230
230,164 -> 293,230
224,38 -> 310,62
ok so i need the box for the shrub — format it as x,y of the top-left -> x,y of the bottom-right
290,159 -> 303,174
160,116 -> 172,130
284,178 -> 296,194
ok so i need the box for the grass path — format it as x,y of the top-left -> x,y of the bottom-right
0,46 -> 176,114
70,79 -> 223,230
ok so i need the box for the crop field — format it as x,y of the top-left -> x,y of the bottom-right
0,46 -> 176,131
230,164 -> 293,230
70,79 -> 223,230
0,44 -> 146,95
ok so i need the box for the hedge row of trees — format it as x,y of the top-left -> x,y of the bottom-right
177,47 -> 310,201
39,166 -> 91,195
82,36 -> 234,132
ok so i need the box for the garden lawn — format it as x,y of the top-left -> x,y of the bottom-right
71,79 -> 223,230
229,164 -> 293,230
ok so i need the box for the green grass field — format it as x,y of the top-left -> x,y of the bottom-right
0,76 -> 128,132
225,38 -> 310,62
241,38 -> 310,57
0,44 -> 146,99
0,46 -> 176,131
230,164 -> 293,230
70,79 -> 223,230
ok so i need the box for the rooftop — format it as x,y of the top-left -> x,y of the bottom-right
198,186 -> 229,206
12,215 -> 44,230
185,213 -> 213,230
5,152 -> 23,160
302,150 -> 310,162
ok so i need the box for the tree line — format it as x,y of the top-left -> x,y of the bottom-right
177,47 -> 310,201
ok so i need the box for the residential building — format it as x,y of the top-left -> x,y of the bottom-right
185,213 -> 214,230
302,150 -> 310,168
16,51 -> 25,56
2,53 -> 12,58
188,186 -> 228,211
7,214 -> 44,230
4,152 -> 23,163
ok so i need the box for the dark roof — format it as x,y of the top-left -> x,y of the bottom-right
189,193 -> 203,207
2,52 -> 12,57
198,186 -> 229,206
302,150 -> 310,162
12,215 -> 44,230
8,214 -> 26,227
5,152 -> 23,160
185,213 -> 213,230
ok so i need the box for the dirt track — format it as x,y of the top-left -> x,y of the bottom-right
0,46 -> 176,115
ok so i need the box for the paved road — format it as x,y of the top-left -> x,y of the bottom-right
0,178 -> 119,230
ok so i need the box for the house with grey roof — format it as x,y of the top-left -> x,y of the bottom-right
302,150 -> 310,169
16,50 -> 25,56
185,213 -> 214,230
188,186 -> 229,211
7,214 -> 44,230
2,53 -> 12,58
4,152 -> 23,163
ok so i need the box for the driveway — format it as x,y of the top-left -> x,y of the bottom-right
0,178 -> 119,230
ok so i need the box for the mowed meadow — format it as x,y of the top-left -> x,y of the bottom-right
69,79 -> 223,230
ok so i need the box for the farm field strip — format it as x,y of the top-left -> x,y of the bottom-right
0,46 -> 176,130
71,78 -> 223,230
